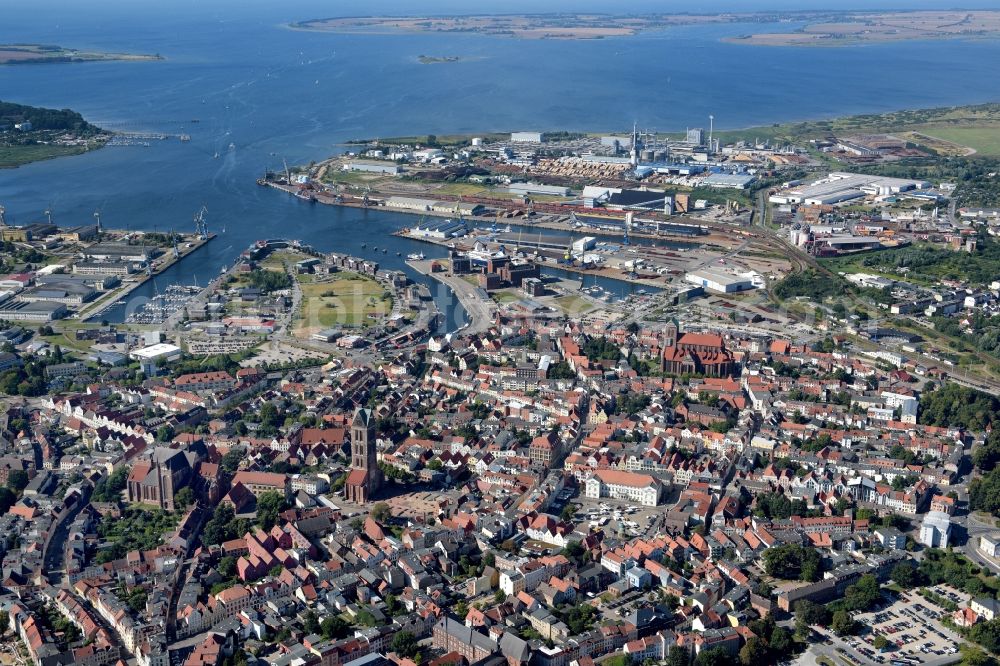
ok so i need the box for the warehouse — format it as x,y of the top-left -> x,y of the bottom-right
508,182 -> 570,197
0,300 -> 67,322
510,131 -> 543,143
83,243 -> 157,263
344,161 -> 401,175
412,218 -> 468,239
685,268 -> 756,293
702,173 -> 756,190
769,172 -> 931,206
385,196 -> 437,212
72,261 -> 136,277
430,201 -> 483,216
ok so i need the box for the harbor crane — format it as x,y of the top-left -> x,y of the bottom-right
0,204 -> 6,227
193,206 -> 208,239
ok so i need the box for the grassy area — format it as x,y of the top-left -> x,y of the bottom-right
260,249 -> 310,271
293,274 -> 391,335
0,143 -> 91,168
491,290 -> 522,305
917,126 -> 1000,156
553,294 -> 594,315
711,102 -> 1000,146
433,182 -> 496,196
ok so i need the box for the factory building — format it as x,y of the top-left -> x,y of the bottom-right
344,161 -> 401,175
411,218 -> 468,239
0,299 -> 67,322
72,262 -> 136,277
83,243 -> 157,263
769,172 -> 931,206
508,182 -> 570,198
702,173 -> 756,190
685,268 -> 756,294
510,131 -> 543,143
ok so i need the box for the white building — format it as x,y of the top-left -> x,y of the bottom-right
510,131 -> 543,143
979,534 -> 1000,558
685,268 -> 756,294
919,511 -> 952,548
584,469 -> 661,507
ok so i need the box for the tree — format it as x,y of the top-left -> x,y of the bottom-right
560,504 -> 576,521
762,544 -> 821,581
666,648 -> 690,666
795,599 -> 830,627
320,616 -> 352,640
6,469 -> 28,492
843,574 -> 881,612
831,610 -> 858,636
371,502 -> 391,523
872,635 -> 889,651
174,486 -> 195,511
255,491 -> 288,530
218,556 -> 237,579
391,631 -> 419,658
0,487 -> 16,514
739,637 -> 768,666
355,609 -> 378,627
769,626 -> 792,653
303,610 -> 320,635
695,647 -> 734,666
891,562 -> 919,588
156,425 -> 175,442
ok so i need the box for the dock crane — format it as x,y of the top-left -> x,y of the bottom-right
0,204 -> 6,228
282,158 -> 291,185
193,206 -> 208,240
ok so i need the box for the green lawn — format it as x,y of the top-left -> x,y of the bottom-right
553,294 -> 594,315
0,143 -> 89,168
918,126 -> 1000,156
294,274 -> 391,335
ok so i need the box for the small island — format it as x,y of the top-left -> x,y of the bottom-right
1,100 -> 111,168
0,43 -> 162,65
417,55 -> 462,65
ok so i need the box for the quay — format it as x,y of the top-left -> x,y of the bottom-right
406,259 -> 497,335
79,233 -> 216,321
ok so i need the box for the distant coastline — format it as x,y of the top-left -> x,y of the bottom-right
0,43 -> 162,65
290,11 -> 1000,46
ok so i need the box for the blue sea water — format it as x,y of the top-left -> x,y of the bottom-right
2,1 -> 1000,326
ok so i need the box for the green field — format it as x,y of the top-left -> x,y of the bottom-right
553,294 -> 594,315
918,126 -> 1000,156
0,143 -> 90,168
294,274 -> 391,335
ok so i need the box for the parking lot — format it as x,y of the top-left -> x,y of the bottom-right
569,495 -> 665,539
814,589 -> 965,666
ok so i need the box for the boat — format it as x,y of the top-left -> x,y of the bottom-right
382,248 -> 387,254
361,243 -> 366,248
407,252 -> 425,261
466,240 -> 506,265
396,252 -> 401,256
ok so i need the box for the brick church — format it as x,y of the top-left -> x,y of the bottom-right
344,408 -> 382,504
660,321 -> 736,378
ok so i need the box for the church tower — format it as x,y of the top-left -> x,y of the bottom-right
351,407 -> 376,472
346,407 -> 381,503
664,320 -> 678,349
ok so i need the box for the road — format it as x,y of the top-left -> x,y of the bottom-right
409,260 -> 497,335
42,483 -> 92,587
